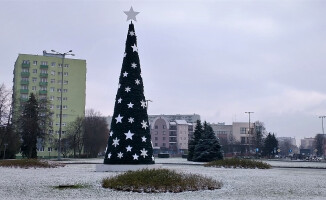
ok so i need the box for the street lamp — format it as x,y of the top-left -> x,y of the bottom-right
245,112 -> 254,153
50,50 -> 74,160
319,116 -> 326,135
3,143 -> 8,159
146,99 -> 153,111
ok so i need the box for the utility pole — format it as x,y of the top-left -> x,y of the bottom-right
245,112 -> 254,154
49,50 -> 75,160
319,116 -> 326,135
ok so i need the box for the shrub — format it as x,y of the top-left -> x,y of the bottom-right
102,168 -> 222,193
0,159 -> 65,168
205,158 -> 271,169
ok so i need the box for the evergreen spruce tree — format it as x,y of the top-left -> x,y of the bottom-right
20,93 -> 41,158
187,120 -> 203,161
193,122 -> 223,162
262,133 -> 279,158
104,12 -> 154,164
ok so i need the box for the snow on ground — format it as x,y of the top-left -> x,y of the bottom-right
1,158 -> 326,200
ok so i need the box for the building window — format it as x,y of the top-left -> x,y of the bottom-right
50,87 -> 55,92
51,71 -> 55,76
21,94 -> 28,99
56,105 -> 60,109
40,78 -> 47,82
163,125 -> 166,129
154,143 -> 158,146
21,77 -> 29,81
63,97 -> 68,101
241,137 -> 246,144
40,69 -> 47,74
23,60 -> 30,64
38,147 -> 44,152
155,137 -> 158,140
40,86 -> 47,91
58,64 -> 63,68
64,64 -> 69,68
51,62 -> 56,67
21,85 -> 28,90
48,130 -> 53,134
163,137 -> 166,141
32,77 -> 37,83
50,96 -> 54,101
48,147 -> 52,152
32,86 -> 36,91
63,89 -> 67,93
62,131 -> 66,134
163,143 -> 166,147
155,131 -> 158,135
50,104 -> 54,109
63,105 -> 67,109
155,125 -> 158,129
51,79 -> 55,83
32,69 -> 37,74
41,61 -> 48,65
22,68 -> 29,72
33,61 -> 37,65
57,89 -> 61,93
57,97 -> 61,101
58,72 -> 62,76
64,72 -> 68,76
163,131 -> 166,135
240,127 -> 247,134
64,80 -> 68,85
62,123 -> 66,126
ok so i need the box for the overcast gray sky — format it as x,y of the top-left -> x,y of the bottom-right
1,0 -> 326,143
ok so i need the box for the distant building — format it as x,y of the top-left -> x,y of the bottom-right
277,137 -> 298,155
300,137 -> 314,149
149,114 -> 198,154
12,52 -> 86,158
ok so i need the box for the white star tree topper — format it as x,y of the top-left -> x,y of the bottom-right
124,7 -> 140,21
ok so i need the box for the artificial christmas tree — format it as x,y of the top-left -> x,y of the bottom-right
104,8 -> 154,165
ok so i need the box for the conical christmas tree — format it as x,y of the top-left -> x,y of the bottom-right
104,20 -> 154,164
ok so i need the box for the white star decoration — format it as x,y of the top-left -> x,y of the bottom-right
118,83 -> 121,88
129,31 -> 135,36
152,156 -> 155,161
131,44 -> 138,52
127,102 -> 134,108
124,53 -> 127,58
135,79 -> 140,85
115,114 -> 123,123
112,137 -> 120,147
109,131 -> 113,137
107,152 -> 112,159
131,63 -> 137,68
123,71 -> 128,77
141,136 -> 147,142
117,152 -> 123,159
124,130 -> 134,140
140,148 -> 148,158
125,87 -> 131,93
126,145 -> 132,152
128,117 -> 134,123
117,98 -> 122,103
141,120 -> 148,129
124,6 -> 140,21
133,153 -> 139,160
140,100 -> 147,108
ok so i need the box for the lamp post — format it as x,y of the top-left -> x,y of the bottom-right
245,112 -> 254,154
319,116 -> 326,135
146,99 -> 153,112
50,50 -> 74,160
3,143 -> 8,159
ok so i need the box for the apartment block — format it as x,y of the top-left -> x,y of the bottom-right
12,51 -> 86,158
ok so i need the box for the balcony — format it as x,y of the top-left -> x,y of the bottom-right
39,82 -> 48,86
20,89 -> 29,94
20,80 -> 29,85
40,73 -> 48,78
21,72 -> 30,77
39,90 -> 47,95
22,63 -> 30,68
40,65 -> 48,69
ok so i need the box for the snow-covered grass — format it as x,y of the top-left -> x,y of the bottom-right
1,158 -> 326,199
205,158 -> 271,169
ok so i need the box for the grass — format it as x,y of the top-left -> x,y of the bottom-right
205,158 -> 271,169
53,184 -> 90,190
102,168 -> 222,193
0,159 -> 65,169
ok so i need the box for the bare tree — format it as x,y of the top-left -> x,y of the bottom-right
66,116 -> 84,157
83,109 -> 109,157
